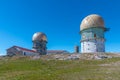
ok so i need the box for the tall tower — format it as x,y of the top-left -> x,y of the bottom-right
80,14 -> 108,53
74,45 -> 79,53
32,32 -> 47,55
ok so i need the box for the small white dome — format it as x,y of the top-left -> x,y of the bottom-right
80,14 -> 105,31
32,32 -> 47,41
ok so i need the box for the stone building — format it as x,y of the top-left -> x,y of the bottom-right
6,46 -> 69,56
32,32 -> 47,55
7,46 -> 38,56
7,32 -> 47,56
80,14 -> 109,53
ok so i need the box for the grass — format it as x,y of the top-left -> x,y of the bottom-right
0,57 -> 120,80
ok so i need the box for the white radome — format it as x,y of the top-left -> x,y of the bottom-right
80,14 -> 105,31
32,32 -> 47,41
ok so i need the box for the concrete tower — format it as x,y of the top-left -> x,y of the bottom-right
80,14 -> 108,53
32,32 -> 47,55
74,46 -> 79,53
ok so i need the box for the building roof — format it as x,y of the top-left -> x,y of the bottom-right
47,50 -> 69,54
80,14 -> 105,31
13,46 -> 36,53
7,46 -> 69,54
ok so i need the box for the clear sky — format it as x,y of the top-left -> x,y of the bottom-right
0,0 -> 120,55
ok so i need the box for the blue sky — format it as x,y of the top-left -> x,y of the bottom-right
0,0 -> 120,55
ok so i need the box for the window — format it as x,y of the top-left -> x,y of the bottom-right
23,52 -> 26,55
94,34 -> 96,38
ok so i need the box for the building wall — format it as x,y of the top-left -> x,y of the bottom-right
32,40 -> 47,55
81,27 -> 105,53
81,39 -> 105,53
81,28 -> 104,40
23,51 -> 38,56
7,47 -> 23,56
7,47 -> 38,56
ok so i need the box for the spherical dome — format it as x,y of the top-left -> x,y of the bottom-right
32,32 -> 47,41
80,14 -> 105,31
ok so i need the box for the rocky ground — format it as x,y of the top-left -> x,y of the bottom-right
1,53 -> 120,60
36,53 -> 120,60
0,53 -> 120,80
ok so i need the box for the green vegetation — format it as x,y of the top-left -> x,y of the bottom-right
0,57 -> 120,80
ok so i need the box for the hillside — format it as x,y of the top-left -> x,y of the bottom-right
0,53 -> 120,80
